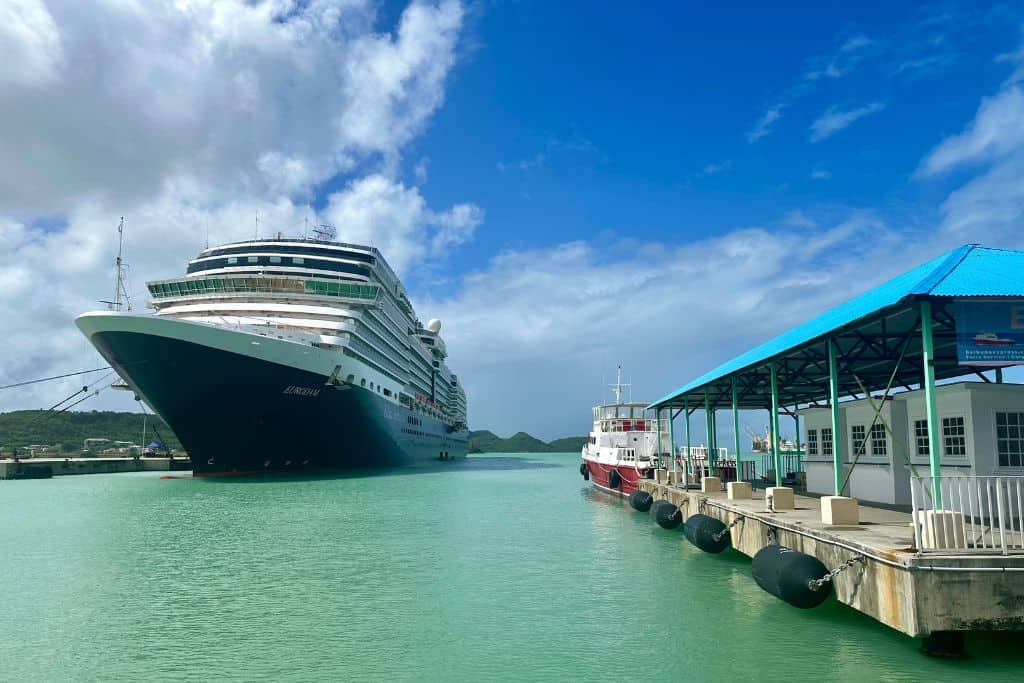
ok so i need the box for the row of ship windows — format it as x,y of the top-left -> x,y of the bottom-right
201,244 -> 376,264
186,255 -> 370,277
148,277 -> 379,300
400,428 -> 440,438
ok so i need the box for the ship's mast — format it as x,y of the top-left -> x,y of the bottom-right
609,365 -> 631,404
107,217 -> 131,311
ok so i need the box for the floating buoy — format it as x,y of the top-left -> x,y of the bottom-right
751,544 -> 832,609
650,500 -> 682,529
608,469 -> 622,489
579,462 -> 589,480
628,489 -> 653,512
683,513 -> 730,553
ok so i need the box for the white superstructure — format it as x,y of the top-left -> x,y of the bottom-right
581,368 -> 664,470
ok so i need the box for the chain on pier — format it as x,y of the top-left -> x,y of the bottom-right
808,555 -> 866,591
713,514 -> 744,542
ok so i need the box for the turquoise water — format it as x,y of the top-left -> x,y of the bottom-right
2,453 -> 1022,681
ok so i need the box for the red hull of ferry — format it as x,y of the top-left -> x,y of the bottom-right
583,460 -> 651,496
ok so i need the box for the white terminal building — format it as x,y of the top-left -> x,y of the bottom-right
801,381 -> 1024,506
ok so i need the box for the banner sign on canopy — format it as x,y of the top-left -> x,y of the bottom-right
954,301 -> 1024,366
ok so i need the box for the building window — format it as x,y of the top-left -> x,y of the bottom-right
997,412 -> 1024,467
851,425 -> 866,457
807,429 -> 818,456
292,257 -> 304,264
914,419 -> 929,457
227,256 -> 238,264
269,256 -> 281,264
870,423 -> 887,457
942,417 -> 966,458
822,428 -> 833,456
247,256 -> 258,263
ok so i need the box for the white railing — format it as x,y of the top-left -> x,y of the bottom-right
910,476 -> 1024,555
677,446 -> 729,460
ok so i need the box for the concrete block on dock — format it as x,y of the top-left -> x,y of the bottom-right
727,481 -> 752,500
921,510 -> 966,549
655,468 -> 668,484
701,476 -> 721,493
668,470 -> 683,485
821,496 -> 859,525
766,486 -> 794,510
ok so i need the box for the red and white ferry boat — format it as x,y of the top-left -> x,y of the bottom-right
580,368 -> 668,495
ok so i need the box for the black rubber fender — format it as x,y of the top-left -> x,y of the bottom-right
751,545 -> 832,609
579,462 -> 589,480
683,513 -> 731,554
608,469 -> 622,489
651,500 -> 682,529
628,489 -> 653,512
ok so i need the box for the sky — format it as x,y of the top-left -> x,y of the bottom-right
3,1 -> 1024,442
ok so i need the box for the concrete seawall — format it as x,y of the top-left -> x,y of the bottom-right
0,457 -> 191,479
639,480 -> 1024,639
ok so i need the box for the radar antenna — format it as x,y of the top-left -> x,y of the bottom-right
312,223 -> 337,242
101,217 -> 131,311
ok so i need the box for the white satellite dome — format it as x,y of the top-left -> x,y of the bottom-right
426,318 -> 442,333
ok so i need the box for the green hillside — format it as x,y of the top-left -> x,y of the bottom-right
0,410 -> 181,452
468,429 -> 586,454
0,410 -> 582,456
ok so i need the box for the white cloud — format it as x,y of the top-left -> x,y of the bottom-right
321,174 -> 482,273
917,87 -> 1024,175
922,86 -> 1024,241
840,35 -> 874,52
421,214 -> 960,439
0,0 -> 480,412
809,102 -> 885,142
748,106 -> 782,143
702,160 -> 732,175
0,0 -> 465,214
811,168 -> 832,180
996,29 -> 1024,85
0,0 -> 64,87
915,42 -> 1024,244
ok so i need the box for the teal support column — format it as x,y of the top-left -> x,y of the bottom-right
669,408 -> 677,474
704,387 -> 712,479
793,413 -> 800,451
655,409 -> 662,466
793,412 -> 801,471
921,300 -> 942,506
828,338 -> 843,495
684,397 -> 692,485
769,362 -> 782,487
997,367 -> 1004,384
732,377 -> 742,483
710,409 -> 718,475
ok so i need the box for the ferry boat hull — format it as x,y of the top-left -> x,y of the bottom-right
583,458 -> 651,496
76,312 -> 467,475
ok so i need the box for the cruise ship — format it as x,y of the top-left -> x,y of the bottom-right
75,233 -> 468,475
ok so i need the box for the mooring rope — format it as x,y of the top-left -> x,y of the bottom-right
0,367 -> 112,391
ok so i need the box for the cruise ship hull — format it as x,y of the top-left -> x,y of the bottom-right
76,312 -> 467,475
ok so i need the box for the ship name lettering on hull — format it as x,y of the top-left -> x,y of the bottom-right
283,385 -> 321,397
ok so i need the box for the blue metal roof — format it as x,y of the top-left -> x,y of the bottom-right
649,244 -> 1024,408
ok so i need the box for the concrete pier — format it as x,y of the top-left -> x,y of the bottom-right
0,457 -> 191,479
639,480 -> 1024,639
